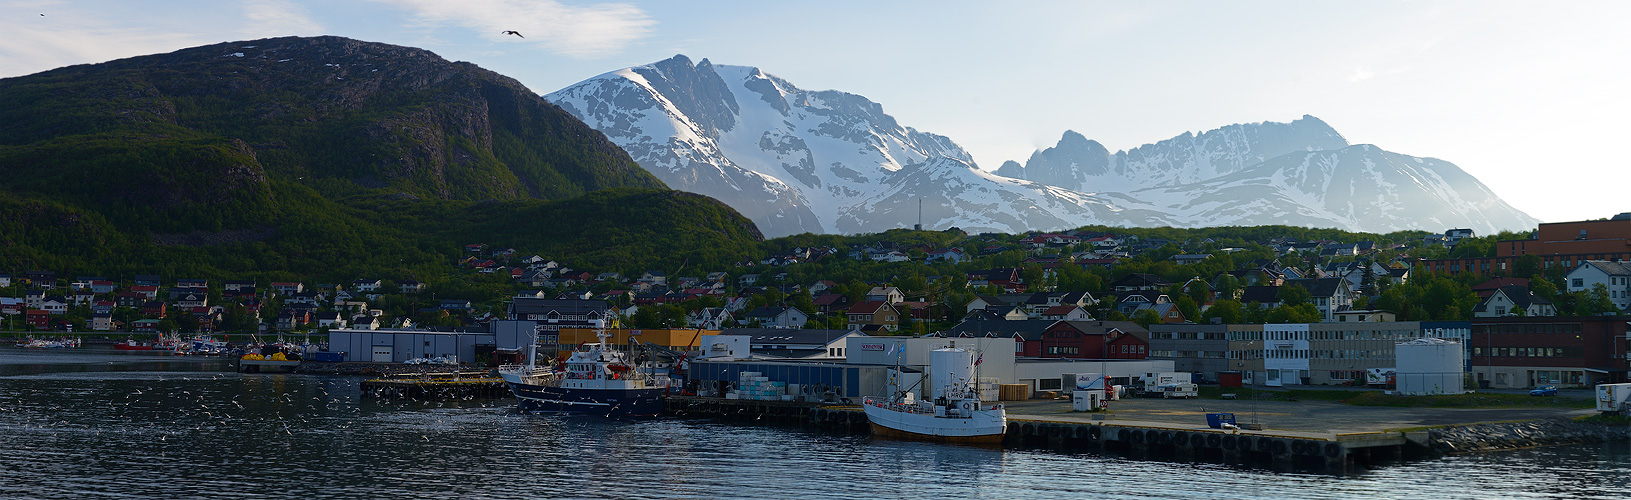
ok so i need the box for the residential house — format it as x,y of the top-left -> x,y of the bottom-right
808,280 -> 838,295
639,271 -> 667,285
174,292 -> 208,309
141,301 -> 166,318
1473,286 -> 1557,318
967,268 -> 1024,293
1110,273 -> 1171,293
866,287 -> 905,304
846,301 -> 901,332
223,280 -> 256,293
398,280 -> 426,294
1286,278 -> 1356,322
870,250 -> 910,263
91,301 -> 116,315
114,291 -> 145,308
1037,305 -> 1093,321
1116,291 -> 1170,316
926,248 -> 969,264
24,290 -> 44,309
1566,260 -> 1631,312
744,306 -> 809,329
133,275 -> 162,287
130,285 -> 159,300
40,298 -> 68,315
0,297 -> 22,315
352,279 -> 383,292
27,309 -> 51,329
90,280 -> 117,294
90,313 -> 115,331
350,315 -> 381,330
1170,254 -> 1213,265
0,274 -> 10,288
1127,302 -> 1187,324
271,282 -> 304,295
176,279 -> 208,290
316,311 -> 347,329
964,295 -> 1006,314
686,307 -> 734,330
812,294 -> 852,315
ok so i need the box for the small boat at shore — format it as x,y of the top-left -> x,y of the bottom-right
863,347 -> 1006,444
498,321 -> 668,416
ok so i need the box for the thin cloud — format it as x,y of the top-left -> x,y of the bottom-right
0,15 -> 204,78
241,0 -> 325,38
373,0 -> 654,58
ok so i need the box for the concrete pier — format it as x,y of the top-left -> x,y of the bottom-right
664,396 -> 1436,474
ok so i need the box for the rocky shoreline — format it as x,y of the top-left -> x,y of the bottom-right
1428,417 -> 1631,454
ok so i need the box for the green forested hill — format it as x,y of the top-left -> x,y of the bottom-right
0,36 -> 763,282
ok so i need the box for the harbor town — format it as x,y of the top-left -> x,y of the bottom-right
8,216 -> 1631,475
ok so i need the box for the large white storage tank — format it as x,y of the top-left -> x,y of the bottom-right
929,348 -> 976,400
1395,338 -> 1465,395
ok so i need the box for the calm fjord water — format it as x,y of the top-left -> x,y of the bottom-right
1,348 -> 1627,499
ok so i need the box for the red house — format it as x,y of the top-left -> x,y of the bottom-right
1031,320 -> 1150,359
26,309 -> 51,329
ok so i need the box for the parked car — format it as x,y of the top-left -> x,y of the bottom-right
1530,385 -> 1558,396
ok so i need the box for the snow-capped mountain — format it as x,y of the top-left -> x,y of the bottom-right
549,55 -> 1538,237
547,55 -> 1129,237
997,115 -> 1350,193
1096,145 -> 1541,234
1004,117 -> 1539,234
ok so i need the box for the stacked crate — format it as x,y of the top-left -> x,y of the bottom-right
729,371 -> 791,401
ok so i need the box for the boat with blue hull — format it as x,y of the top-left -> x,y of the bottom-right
498,322 -> 670,417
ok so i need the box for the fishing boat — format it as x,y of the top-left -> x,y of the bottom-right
112,340 -> 154,351
498,321 -> 668,416
863,347 -> 1006,444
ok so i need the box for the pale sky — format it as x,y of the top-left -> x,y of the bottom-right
5,0 -> 1627,225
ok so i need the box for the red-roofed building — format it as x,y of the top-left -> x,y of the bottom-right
846,301 -> 900,332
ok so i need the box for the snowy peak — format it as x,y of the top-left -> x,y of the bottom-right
1016,114 -> 1351,193
550,54 -> 1536,237
547,55 -> 1002,237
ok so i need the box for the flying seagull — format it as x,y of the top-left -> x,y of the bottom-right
502,30 -> 523,38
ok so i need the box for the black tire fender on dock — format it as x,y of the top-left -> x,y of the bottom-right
1272,439 -> 1288,454
1129,429 -> 1144,444
1071,426 -> 1084,439
1324,442 -> 1342,458
1171,431 -> 1188,446
1222,435 -> 1237,450
1157,431 -> 1172,445
1291,440 -> 1307,455
1206,433 -> 1222,448
1088,426 -> 1102,440
1256,436 -> 1272,452
1051,425 -> 1064,437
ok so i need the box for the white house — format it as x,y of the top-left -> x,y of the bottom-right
1473,286 -> 1557,317
1566,260 -> 1631,312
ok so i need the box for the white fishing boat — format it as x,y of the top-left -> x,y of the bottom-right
863,347 -> 1006,444
498,320 -> 669,416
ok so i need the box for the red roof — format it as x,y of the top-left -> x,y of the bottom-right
847,300 -> 891,315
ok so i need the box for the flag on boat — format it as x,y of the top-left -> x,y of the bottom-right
974,352 -> 983,366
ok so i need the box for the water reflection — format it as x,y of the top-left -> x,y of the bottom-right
0,349 -> 1627,499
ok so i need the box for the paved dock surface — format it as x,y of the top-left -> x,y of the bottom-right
1000,396 -> 1598,435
